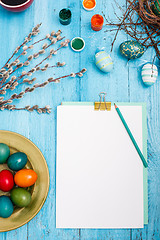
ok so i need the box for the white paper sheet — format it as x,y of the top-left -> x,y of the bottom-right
56,105 -> 144,229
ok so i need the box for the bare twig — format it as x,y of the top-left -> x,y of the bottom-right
103,0 -> 160,58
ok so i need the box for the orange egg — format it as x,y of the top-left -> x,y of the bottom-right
14,169 -> 38,188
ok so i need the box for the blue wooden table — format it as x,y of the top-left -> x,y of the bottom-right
0,0 -> 159,239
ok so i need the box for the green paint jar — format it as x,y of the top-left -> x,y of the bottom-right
71,37 -> 85,52
59,8 -> 72,25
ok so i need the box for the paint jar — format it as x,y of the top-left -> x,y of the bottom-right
91,14 -> 104,31
59,8 -> 72,25
82,0 -> 96,11
71,37 -> 85,52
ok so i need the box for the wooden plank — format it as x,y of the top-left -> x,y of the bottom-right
0,2 -> 30,240
25,0 -> 81,239
0,233 -> 6,240
80,0 -> 131,239
129,47 -> 160,239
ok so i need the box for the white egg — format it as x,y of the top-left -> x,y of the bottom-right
141,63 -> 158,86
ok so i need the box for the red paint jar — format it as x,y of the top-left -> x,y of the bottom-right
0,0 -> 34,12
91,14 -> 104,31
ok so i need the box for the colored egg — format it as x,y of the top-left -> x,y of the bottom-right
0,143 -> 10,164
95,50 -> 113,73
0,170 -> 14,192
0,196 -> 14,218
119,40 -> 144,59
141,63 -> 158,86
10,188 -> 31,207
14,169 -> 38,187
7,152 -> 27,171
152,0 -> 160,16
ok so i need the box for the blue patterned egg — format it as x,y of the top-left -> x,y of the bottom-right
95,50 -> 113,73
141,63 -> 158,86
119,40 -> 144,59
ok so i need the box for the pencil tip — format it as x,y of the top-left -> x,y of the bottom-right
114,103 -> 118,108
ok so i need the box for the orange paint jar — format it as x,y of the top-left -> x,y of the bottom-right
83,0 -> 96,11
91,14 -> 104,31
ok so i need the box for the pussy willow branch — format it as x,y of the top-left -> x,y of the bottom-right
0,104 -> 51,114
34,44 -> 65,69
14,36 -> 47,62
12,41 -> 68,87
2,23 -> 42,69
0,31 -> 62,90
15,34 -> 64,69
0,68 -> 87,107
7,35 -> 65,79
0,39 -> 69,93
0,32 -> 64,86
0,24 -> 85,113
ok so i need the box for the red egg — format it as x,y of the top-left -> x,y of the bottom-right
0,170 -> 14,192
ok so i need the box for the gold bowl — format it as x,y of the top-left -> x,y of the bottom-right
0,130 -> 49,232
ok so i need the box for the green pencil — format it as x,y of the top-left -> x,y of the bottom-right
114,103 -> 148,168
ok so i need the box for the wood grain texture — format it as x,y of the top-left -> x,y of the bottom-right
0,0 -> 158,239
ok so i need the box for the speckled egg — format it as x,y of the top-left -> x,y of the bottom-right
152,0 -> 160,16
141,63 -> 158,86
95,50 -> 113,73
119,40 -> 144,59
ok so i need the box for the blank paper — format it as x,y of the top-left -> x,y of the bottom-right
56,105 -> 144,229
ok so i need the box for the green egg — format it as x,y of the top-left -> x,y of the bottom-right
0,143 -> 10,164
11,188 -> 31,208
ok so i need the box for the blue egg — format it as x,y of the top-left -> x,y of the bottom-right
7,152 -> 27,171
95,50 -> 113,73
0,196 -> 14,218
119,40 -> 144,59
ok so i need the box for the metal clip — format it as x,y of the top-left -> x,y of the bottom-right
94,92 -> 111,111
